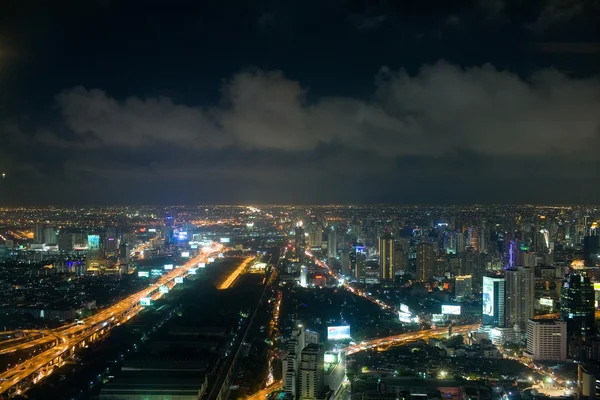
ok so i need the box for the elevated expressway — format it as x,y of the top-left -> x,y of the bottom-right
0,244 -> 222,397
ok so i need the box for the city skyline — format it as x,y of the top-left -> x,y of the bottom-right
1,1 -> 600,205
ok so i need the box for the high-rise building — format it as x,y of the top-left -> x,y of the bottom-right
524,319 -> 567,361
308,228 -> 322,248
340,250 -> 350,277
299,343 -> 325,400
327,229 -> 337,260
454,275 -> 472,300
505,266 -> 535,331
561,274 -> 595,335
43,227 -> 57,245
57,231 -> 73,252
416,242 -> 435,281
354,249 -> 366,281
119,241 -> 130,265
295,223 -> 306,261
104,227 -> 118,254
300,265 -> 308,288
378,235 -> 395,281
482,275 -> 506,328
583,235 -> 599,267
33,223 -> 44,244
283,326 -> 306,399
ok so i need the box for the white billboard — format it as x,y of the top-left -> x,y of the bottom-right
327,326 -> 351,340
400,304 -> 410,313
175,277 -> 184,284
188,268 -> 197,275
140,297 -> 152,306
540,298 -> 553,307
482,278 -> 494,317
220,237 -> 230,243
441,305 -> 461,315
198,262 -> 206,269
138,271 -> 149,278
159,285 -> 169,294
164,264 -> 174,270
181,251 -> 190,258
207,257 -> 215,263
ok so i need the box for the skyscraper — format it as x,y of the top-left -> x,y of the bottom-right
524,319 -> 567,361
43,227 -> 57,245
416,242 -> 435,281
327,228 -> 337,260
561,274 -> 595,335
295,223 -> 306,261
378,235 -> 395,281
299,343 -> 325,400
505,267 -> 535,331
454,275 -> 472,300
283,326 -> 306,399
482,275 -> 506,328
33,223 -> 44,244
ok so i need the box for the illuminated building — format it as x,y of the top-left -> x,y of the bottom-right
300,265 -> 308,288
340,250 -> 350,277
33,223 -> 44,244
583,235 -> 599,267
416,242 -> 435,282
454,275 -> 472,300
283,326 -> 306,399
295,223 -> 306,261
482,275 -> 505,328
299,343 -> 325,400
43,227 -> 57,245
327,228 -> 337,260
468,227 -> 480,251
561,273 -> 595,359
104,227 -> 118,254
378,234 -> 395,281
505,266 -> 534,331
354,248 -> 366,281
524,319 -> 566,361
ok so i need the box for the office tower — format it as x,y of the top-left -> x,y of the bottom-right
468,227 -> 480,251
300,265 -> 308,288
327,229 -> 337,260
161,225 -> 172,245
524,319 -> 567,361
583,235 -> 599,267
443,231 -> 458,255
416,242 -> 435,281
561,274 -> 595,335
482,276 -> 506,328
295,223 -> 306,261
460,248 -> 474,276
505,266 -> 535,331
354,250 -> 366,281
394,247 -> 407,272
454,275 -> 472,300
72,232 -> 87,249
283,326 -> 306,399
308,228 -> 322,248
104,227 -> 118,254
378,234 -> 395,281
33,223 -> 44,244
119,241 -> 130,265
299,343 -> 325,400
57,231 -> 73,252
43,227 -> 57,245
340,250 -> 350,277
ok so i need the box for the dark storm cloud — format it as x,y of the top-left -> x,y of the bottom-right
2,60 -> 600,205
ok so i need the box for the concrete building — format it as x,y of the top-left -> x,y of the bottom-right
299,343 -> 325,400
378,235 -> 395,281
283,326 -> 306,399
524,319 -> 567,361
416,242 -> 435,282
505,266 -> 535,331
454,275 -> 472,300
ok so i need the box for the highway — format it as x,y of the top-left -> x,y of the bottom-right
218,257 -> 256,290
344,324 -> 479,355
0,243 -> 223,397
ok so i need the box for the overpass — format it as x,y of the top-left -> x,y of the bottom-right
0,243 -> 223,398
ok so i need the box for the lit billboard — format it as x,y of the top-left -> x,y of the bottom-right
164,264 -> 174,270
140,297 -> 152,306
220,237 -> 230,243
400,304 -> 410,313
87,235 -> 100,250
181,251 -> 190,258
207,257 -> 215,263
198,262 -> 206,269
327,326 -> 351,340
138,271 -> 149,278
159,285 -> 169,294
540,298 -> 553,307
175,277 -> 184,284
482,277 -> 495,325
441,305 -> 461,315
188,268 -> 197,275
151,269 -> 163,276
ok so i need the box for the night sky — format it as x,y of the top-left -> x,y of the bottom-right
1,0 -> 599,205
